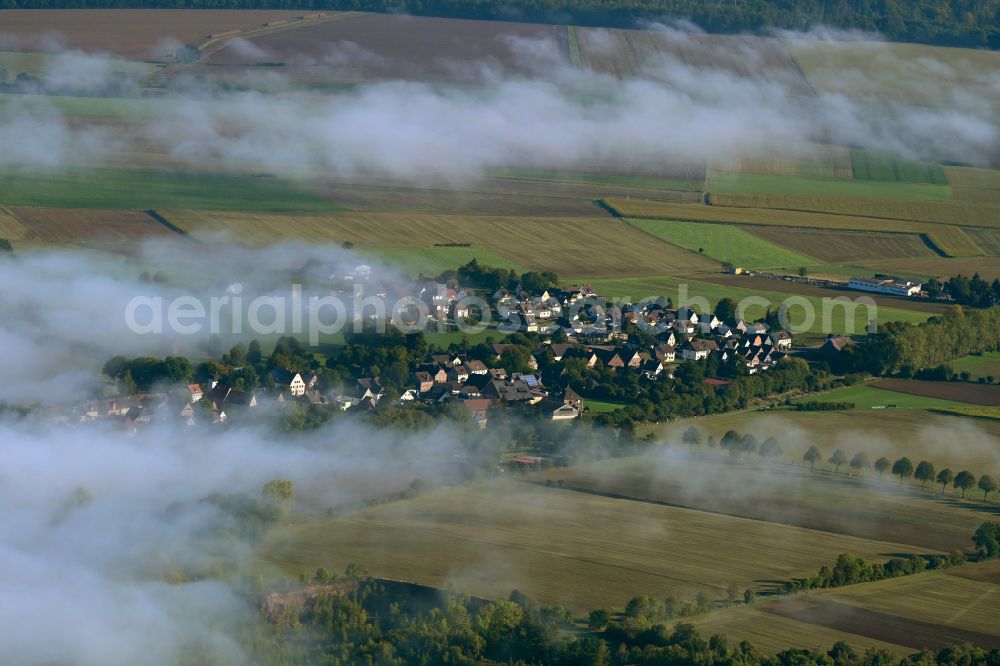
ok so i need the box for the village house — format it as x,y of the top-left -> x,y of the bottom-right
680,339 -> 720,361
271,369 -> 309,397
769,330 -> 792,350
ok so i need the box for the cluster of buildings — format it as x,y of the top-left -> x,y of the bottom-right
49,276 -> 797,430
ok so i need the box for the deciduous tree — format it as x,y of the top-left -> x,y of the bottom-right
874,457 -> 891,479
954,470 -> 976,498
828,449 -> 847,474
979,475 -> 998,500
892,457 -> 914,487
936,468 -> 954,494
849,452 -> 870,477
803,445 -> 821,471
914,460 -> 936,489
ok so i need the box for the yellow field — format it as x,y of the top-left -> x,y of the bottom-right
692,561 -> 1000,654
786,40 -> 1000,107
947,167 -> 1000,203
160,210 -> 719,276
602,198 -> 984,258
260,478 -> 928,613
929,406 -> 1000,421
0,206 -> 30,241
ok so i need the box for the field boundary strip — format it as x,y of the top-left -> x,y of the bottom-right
196,11 -> 361,57
566,26 -> 581,68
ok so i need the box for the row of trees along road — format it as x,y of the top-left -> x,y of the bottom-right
803,446 -> 997,499
681,426 -> 997,500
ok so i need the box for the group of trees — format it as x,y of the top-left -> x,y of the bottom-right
9,0 -> 1000,48
783,550 -> 967,594
913,362 -> 995,383
835,306 -> 1000,377
435,259 -> 558,295
802,446 -> 998,499
796,400 -> 854,411
575,356 -> 843,428
925,274 -> 1000,308
974,522 -> 1000,559
239,576 -> 1000,666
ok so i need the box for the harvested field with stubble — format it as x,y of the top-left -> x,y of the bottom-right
305,183 -> 608,216
708,191 -> 1000,230
208,13 -> 563,81
535,453 -> 985,552
947,167 -> 1000,203
3,207 -> 175,245
872,379 -> 1000,407
967,229 -> 1000,256
575,27 -> 812,96
160,210 -> 718,276
602,198 -> 984,258
711,146 -> 854,180
693,562 -> 1000,654
747,228 -> 940,263
0,9 -> 308,59
849,256 -> 1000,281
785,39 -> 1000,108
260,478 -> 930,613
307,174 -> 702,215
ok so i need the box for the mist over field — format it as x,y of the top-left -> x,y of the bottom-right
0,240 -> 403,404
2,24 -> 998,177
0,415 -> 474,665
4,15 -> 1000,665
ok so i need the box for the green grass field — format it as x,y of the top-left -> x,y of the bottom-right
950,352 -> 1000,381
260,478 -> 926,613
365,246 -> 527,277
578,274 -> 931,334
626,219 -> 819,269
793,384 -> 970,411
0,168 -> 341,211
850,149 -> 947,185
583,398 -> 628,413
707,170 -> 952,200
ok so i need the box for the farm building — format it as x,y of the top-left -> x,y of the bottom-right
847,277 -> 922,297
